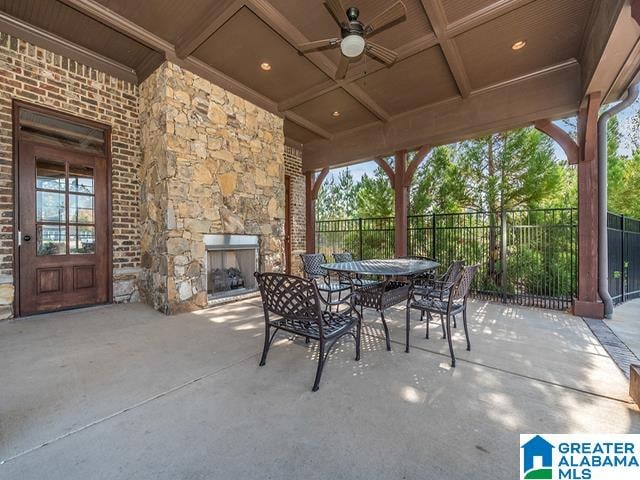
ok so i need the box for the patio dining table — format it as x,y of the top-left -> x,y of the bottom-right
321,258 -> 439,351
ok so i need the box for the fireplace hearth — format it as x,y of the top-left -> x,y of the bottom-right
203,234 -> 259,301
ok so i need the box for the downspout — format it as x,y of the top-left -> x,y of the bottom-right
597,82 -> 640,318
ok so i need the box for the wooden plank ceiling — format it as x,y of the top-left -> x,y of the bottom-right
0,0 -> 606,167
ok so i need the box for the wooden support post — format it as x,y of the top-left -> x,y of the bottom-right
633,0 -> 640,27
305,168 -> 329,254
394,150 -> 408,258
574,92 -> 604,318
375,146 -> 432,258
535,94 -> 603,318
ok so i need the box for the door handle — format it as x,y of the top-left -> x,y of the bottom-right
23,234 -> 31,242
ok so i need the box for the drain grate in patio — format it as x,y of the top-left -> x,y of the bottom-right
583,318 -> 639,379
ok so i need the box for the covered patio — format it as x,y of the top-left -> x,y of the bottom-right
1,299 -> 638,478
1,0 -> 640,478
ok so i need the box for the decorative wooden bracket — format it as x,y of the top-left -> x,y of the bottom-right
534,119 -> 579,165
374,144 -> 432,189
308,168 -> 329,200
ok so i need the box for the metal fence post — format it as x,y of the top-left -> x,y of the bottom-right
501,207 -> 508,303
358,218 -> 364,260
621,214 -> 626,303
431,213 -> 437,260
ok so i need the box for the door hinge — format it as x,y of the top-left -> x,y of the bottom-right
17,230 -> 21,247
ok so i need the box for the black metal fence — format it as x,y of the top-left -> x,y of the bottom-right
608,212 -> 640,304
317,208 -> 577,310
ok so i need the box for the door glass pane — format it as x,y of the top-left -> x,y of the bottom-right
69,166 -> 94,194
37,225 -> 66,255
69,194 -> 94,224
36,191 -> 66,222
36,160 -> 65,191
70,226 -> 95,254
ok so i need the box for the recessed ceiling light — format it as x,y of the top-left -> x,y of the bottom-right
332,111 -> 341,117
260,62 -> 271,71
511,40 -> 527,51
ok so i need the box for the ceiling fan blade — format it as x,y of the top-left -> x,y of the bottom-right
365,1 -> 407,36
335,55 -> 350,80
325,0 -> 346,25
298,38 -> 340,52
366,42 -> 399,65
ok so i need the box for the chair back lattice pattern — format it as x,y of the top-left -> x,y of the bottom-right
444,260 -> 465,285
452,265 -> 479,302
300,253 -> 327,278
255,272 -> 322,322
333,252 -> 354,263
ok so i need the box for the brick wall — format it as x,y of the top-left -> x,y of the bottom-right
284,145 -> 305,275
0,33 -> 142,318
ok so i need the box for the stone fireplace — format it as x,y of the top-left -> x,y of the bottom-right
204,234 -> 259,301
139,61 -> 285,314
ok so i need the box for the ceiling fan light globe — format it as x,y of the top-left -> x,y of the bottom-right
340,35 -> 365,58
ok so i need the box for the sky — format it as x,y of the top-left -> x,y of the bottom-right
324,97 -> 640,184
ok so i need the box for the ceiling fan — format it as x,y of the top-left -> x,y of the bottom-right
297,0 -> 407,80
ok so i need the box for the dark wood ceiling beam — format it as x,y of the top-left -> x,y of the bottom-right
284,111 -> 333,141
278,80 -> 340,112
445,0 -> 537,37
57,0 -> 280,114
174,0 -> 243,59
420,0 -> 471,97
245,0 -> 390,122
0,11 -> 137,84
302,61 -> 581,171
277,33 -> 439,111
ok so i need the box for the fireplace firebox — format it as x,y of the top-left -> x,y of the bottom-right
203,234 -> 259,301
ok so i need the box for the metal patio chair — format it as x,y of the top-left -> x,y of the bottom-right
254,272 -> 361,392
414,259 -> 465,330
405,264 -> 479,367
300,253 -> 351,308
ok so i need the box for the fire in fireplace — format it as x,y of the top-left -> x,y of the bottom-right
203,234 -> 259,301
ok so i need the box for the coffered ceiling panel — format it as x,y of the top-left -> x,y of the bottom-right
0,0 -> 152,69
284,119 -> 321,144
267,0 -> 433,67
291,89 -> 378,133
454,0 -> 594,90
354,46 -> 458,115
93,0 -> 213,45
193,7 -> 330,103
440,0 -> 503,23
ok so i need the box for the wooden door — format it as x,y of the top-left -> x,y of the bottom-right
17,142 -> 110,315
284,175 -> 292,274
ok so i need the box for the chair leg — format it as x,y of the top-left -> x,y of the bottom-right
259,325 -> 271,366
405,307 -> 411,353
426,311 -> 431,339
440,314 -> 446,339
380,310 -> 391,351
305,336 -> 310,344
420,311 -> 424,322
446,314 -> 456,367
453,314 -> 457,328
462,308 -> 471,351
355,318 -> 362,361
312,340 -> 326,392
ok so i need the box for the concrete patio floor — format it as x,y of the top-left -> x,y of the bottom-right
1,298 -> 638,479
